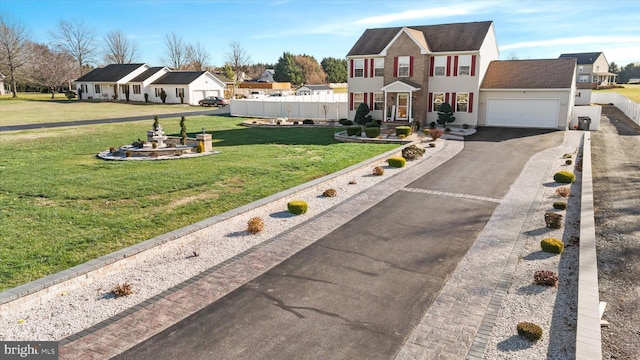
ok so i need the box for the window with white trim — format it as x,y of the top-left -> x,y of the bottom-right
397,56 -> 410,77
133,85 -> 141,94
176,88 -> 185,98
374,58 -> 384,77
456,93 -> 469,112
353,93 -> 364,110
373,93 -> 384,110
433,56 -> 446,76
354,59 -> 364,77
433,92 -> 445,112
579,75 -> 589,82
155,88 -> 163,97
94,84 -> 101,93
458,55 -> 471,76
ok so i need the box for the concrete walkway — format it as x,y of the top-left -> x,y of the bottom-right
53,128 -> 584,359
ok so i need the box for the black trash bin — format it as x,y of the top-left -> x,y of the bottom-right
578,116 -> 591,130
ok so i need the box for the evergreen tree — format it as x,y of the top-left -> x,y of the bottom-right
321,57 -> 348,83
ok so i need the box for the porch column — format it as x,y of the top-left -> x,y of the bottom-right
408,91 -> 413,123
383,90 -> 387,122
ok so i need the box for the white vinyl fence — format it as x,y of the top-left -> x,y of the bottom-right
230,94 -> 348,121
592,92 -> 640,126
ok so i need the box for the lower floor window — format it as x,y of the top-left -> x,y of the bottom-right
374,93 -> 384,110
94,84 -> 101,93
132,85 -> 141,94
176,88 -> 185,98
353,93 -> 363,110
456,93 -> 469,112
433,92 -> 445,112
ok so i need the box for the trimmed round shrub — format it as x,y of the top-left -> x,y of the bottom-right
302,119 -> 314,125
346,126 -> 361,136
541,237 -> 564,254
517,322 -> 543,341
372,166 -> 384,176
322,188 -> 337,197
565,159 -> 573,165
338,118 -> 348,125
365,127 -> 380,138
553,201 -> 567,210
554,170 -> 576,183
365,121 -> 380,128
287,200 -> 308,215
387,157 -> 406,168
402,145 -> 425,160
341,120 -> 354,126
395,126 -> 411,137
544,212 -> 563,229
247,217 -> 265,234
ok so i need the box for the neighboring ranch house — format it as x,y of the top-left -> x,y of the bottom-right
559,52 -> 616,86
478,59 -> 577,129
74,64 -> 228,105
296,85 -> 333,95
347,20 -> 578,129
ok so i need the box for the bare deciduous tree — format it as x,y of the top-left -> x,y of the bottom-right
163,32 -> 186,70
28,43 -> 76,98
104,30 -> 138,64
225,41 -> 251,84
0,14 -> 32,97
50,19 -> 98,76
185,41 -> 210,71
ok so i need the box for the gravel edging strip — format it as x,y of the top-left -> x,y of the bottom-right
0,142 -> 412,310
575,133 -> 602,359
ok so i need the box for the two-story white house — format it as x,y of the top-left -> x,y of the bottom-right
346,21 -> 498,127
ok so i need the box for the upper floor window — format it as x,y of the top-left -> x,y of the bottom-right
354,59 -> 364,77
397,56 -> 410,77
457,55 -> 471,76
433,92 -> 445,112
456,93 -> 469,112
374,58 -> 384,77
433,56 -> 446,76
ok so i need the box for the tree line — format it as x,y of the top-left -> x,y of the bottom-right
0,12 -> 348,98
609,62 -> 640,84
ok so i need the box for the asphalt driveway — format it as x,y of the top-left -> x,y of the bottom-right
116,128 -> 563,360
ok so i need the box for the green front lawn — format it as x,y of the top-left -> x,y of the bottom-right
596,84 -> 640,103
0,92 -> 210,126
0,115 -> 397,290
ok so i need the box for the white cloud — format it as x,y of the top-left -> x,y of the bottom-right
354,2 -> 493,26
501,36 -> 640,50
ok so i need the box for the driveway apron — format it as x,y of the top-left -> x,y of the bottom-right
115,128 -> 563,360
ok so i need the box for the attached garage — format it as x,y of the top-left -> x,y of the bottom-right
486,98 -> 560,128
478,59 -> 577,130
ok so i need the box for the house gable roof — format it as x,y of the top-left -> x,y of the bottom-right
347,21 -> 493,56
300,85 -> 332,91
558,52 -> 604,65
212,73 -> 233,84
481,58 -> 576,89
75,63 -> 146,82
151,71 -> 207,85
130,67 -> 167,82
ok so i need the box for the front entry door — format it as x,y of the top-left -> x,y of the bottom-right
397,93 -> 408,120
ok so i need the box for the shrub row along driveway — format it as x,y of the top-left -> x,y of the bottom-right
116,128 -> 563,360
591,105 -> 640,359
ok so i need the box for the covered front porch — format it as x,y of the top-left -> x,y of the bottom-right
593,72 -> 617,86
381,80 -> 421,123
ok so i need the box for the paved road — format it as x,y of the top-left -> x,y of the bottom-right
0,107 -> 229,132
115,128 -> 562,360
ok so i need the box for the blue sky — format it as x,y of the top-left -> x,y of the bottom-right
2,0 -> 640,68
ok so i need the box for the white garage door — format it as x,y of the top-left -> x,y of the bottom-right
486,99 -> 560,128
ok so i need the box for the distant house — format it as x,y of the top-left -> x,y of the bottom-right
253,69 -> 275,83
296,85 -> 333,95
0,72 -> 6,95
478,59 -> 577,128
559,52 -> 617,86
74,64 -> 229,105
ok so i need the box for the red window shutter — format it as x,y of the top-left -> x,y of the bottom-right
471,55 -> 477,76
370,59 -> 375,77
364,59 -> 368,78
350,59 -> 354,78
453,56 -> 459,76
446,56 -> 451,76
469,92 -> 474,113
370,92 -> 374,109
429,57 -> 435,77
393,57 -> 398,77
409,56 -> 414,77
452,92 -> 457,111
428,92 -> 433,112
349,92 -> 354,111
445,92 -> 449,104
363,93 -> 368,109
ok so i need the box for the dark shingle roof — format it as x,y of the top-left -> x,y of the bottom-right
75,64 -> 146,82
347,21 -> 493,56
558,52 -> 602,65
481,59 -> 576,89
302,85 -> 332,90
130,67 -> 165,82
212,73 -> 233,84
151,71 -> 206,85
